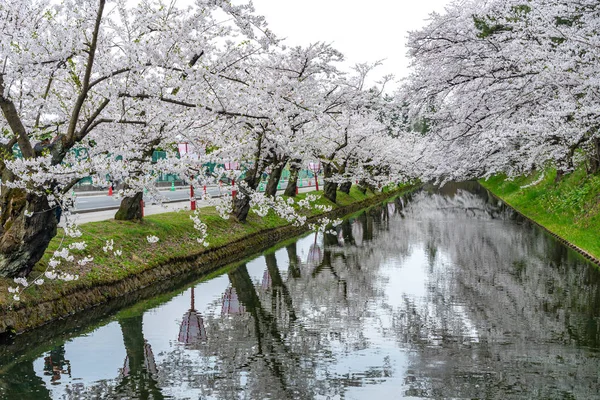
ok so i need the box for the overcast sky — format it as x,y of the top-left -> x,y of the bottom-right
245,0 -> 452,87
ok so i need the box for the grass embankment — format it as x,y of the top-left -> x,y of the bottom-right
0,186 -> 405,331
481,167 -> 600,261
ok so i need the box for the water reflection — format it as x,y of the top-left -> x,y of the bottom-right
1,183 -> 600,399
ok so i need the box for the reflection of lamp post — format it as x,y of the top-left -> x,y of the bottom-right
308,162 -> 321,191
224,161 -> 239,199
352,220 -> 364,246
178,287 -> 207,347
261,268 -> 272,290
221,285 -> 246,315
307,232 -> 323,269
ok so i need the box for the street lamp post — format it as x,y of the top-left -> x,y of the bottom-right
309,162 -> 321,191
224,162 -> 239,199
181,142 -> 196,211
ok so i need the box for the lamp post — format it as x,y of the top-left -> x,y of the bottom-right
308,162 -> 321,191
224,161 -> 239,199
185,143 -> 197,211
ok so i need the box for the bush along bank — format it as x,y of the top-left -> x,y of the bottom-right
481,167 -> 600,266
0,186 -> 415,334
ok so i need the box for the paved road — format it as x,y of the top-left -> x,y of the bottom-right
73,186 -> 223,212
72,178 -> 323,213
68,184 -> 321,225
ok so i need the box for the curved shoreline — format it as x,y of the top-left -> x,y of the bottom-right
0,189 -> 411,335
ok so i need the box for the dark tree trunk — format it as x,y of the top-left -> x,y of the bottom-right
286,243 -> 301,278
233,166 -> 261,223
339,181 -> 352,194
265,163 -> 285,197
228,264 -> 292,395
0,185 -> 57,277
322,163 -> 338,203
0,358 -> 51,399
359,178 -> 377,193
115,191 -> 144,221
588,137 -> 600,175
284,160 -> 301,197
264,253 -> 297,321
117,315 -> 164,399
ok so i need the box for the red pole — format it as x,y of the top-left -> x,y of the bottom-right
231,179 -> 237,199
190,184 -> 196,211
315,173 -> 319,191
203,185 -> 207,197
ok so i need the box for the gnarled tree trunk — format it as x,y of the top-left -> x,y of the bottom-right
284,159 -> 301,197
265,161 -> 285,197
0,185 -> 58,278
588,137 -> 600,175
322,163 -> 338,203
339,181 -> 352,194
233,165 -> 262,223
115,191 -> 144,221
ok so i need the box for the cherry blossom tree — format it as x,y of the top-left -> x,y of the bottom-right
402,0 -> 600,182
0,0 -> 273,277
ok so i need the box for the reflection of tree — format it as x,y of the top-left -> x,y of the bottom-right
264,253 -> 297,322
6,187 -> 599,399
43,345 -> 71,384
0,359 -> 51,400
286,243 -> 302,278
382,183 -> 600,399
114,315 -> 163,400
227,264 -> 298,398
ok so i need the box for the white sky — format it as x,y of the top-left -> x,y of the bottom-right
245,0 -> 452,87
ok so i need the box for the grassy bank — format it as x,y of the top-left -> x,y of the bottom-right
481,167 -> 600,261
0,186 -> 411,333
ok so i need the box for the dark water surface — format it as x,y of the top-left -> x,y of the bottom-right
1,183 -> 600,399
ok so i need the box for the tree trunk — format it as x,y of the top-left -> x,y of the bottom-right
0,186 -> 57,277
322,163 -> 338,203
284,160 -> 301,197
264,253 -> 297,321
359,178 -> 377,193
233,166 -> 261,223
286,243 -> 301,278
265,163 -> 284,197
115,191 -> 144,221
339,181 -> 352,194
117,315 -> 164,399
588,137 -> 600,175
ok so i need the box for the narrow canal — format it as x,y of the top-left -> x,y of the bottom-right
1,183 -> 599,399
